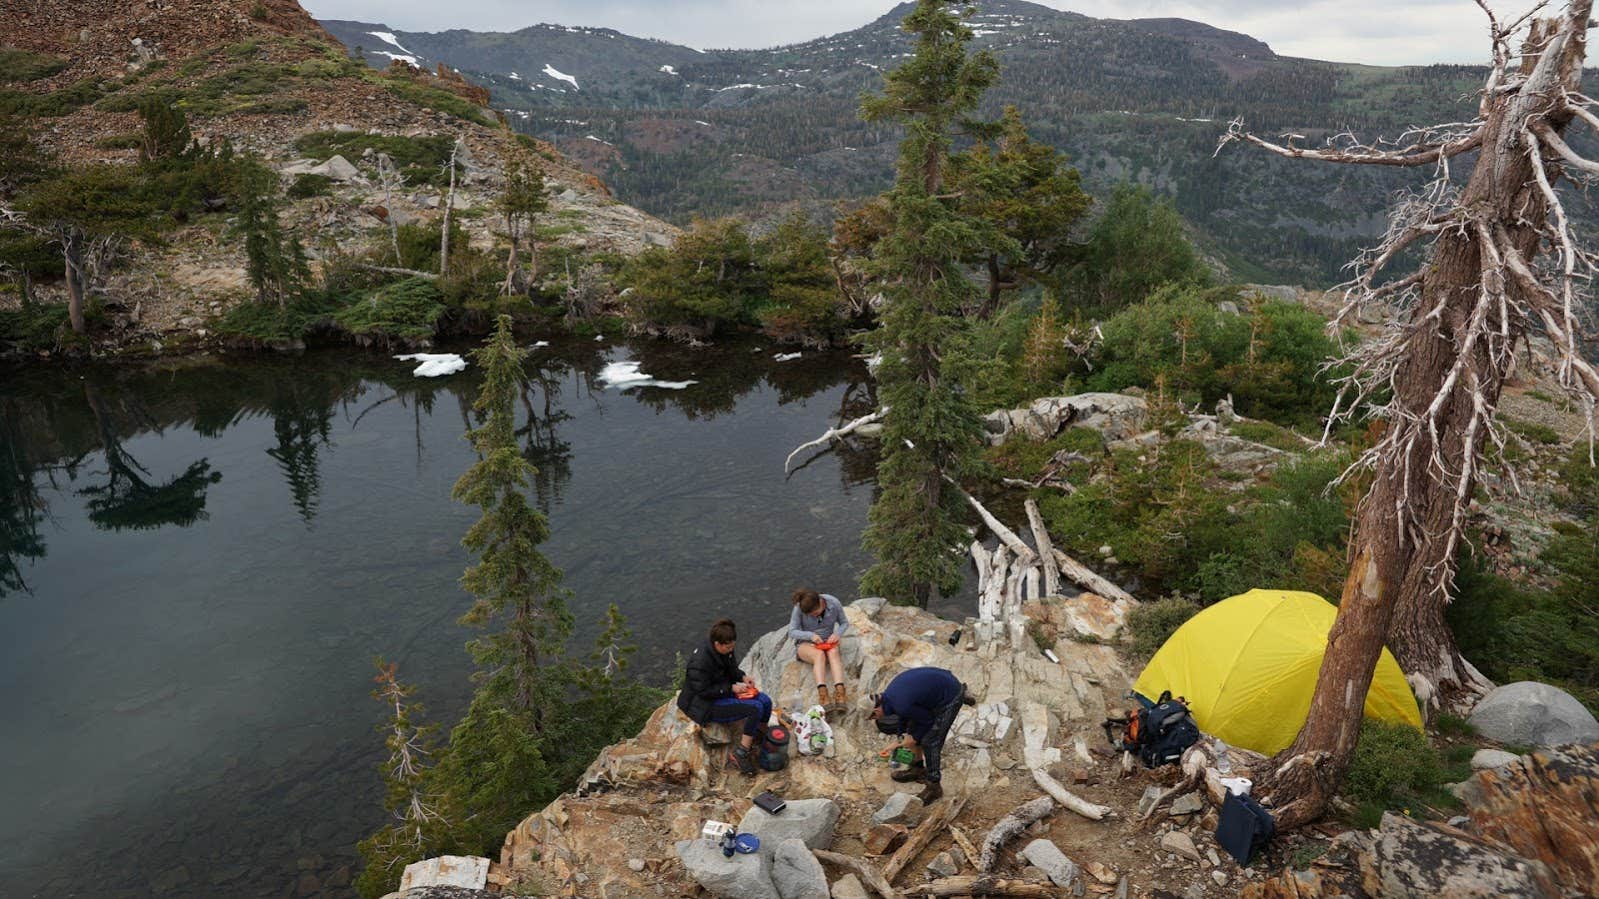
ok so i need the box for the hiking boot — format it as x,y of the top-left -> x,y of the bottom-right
816,684 -> 830,708
920,781 -> 944,804
729,746 -> 757,776
891,762 -> 926,783
831,684 -> 847,709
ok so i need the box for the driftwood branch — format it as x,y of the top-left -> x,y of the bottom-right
814,849 -> 900,899
908,876 -> 1058,897
1023,498 -> 1061,596
977,796 -> 1053,873
960,489 -> 1037,564
883,796 -> 967,883
784,410 -> 886,473
1031,766 -> 1112,821
1136,746 -> 1208,826
1051,549 -> 1135,604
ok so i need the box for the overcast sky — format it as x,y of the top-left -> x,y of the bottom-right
301,0 -> 1498,67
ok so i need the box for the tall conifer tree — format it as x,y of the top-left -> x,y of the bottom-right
858,0 -> 1000,606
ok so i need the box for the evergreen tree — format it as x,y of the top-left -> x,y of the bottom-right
451,314 -> 572,717
233,161 -> 308,309
950,105 -> 1092,316
354,660 -> 447,899
858,0 -> 1003,606
137,98 -> 192,162
18,165 -> 157,334
755,211 -> 845,346
1067,182 -> 1210,314
498,145 -> 548,295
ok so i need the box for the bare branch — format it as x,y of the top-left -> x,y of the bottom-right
1217,118 -> 1485,168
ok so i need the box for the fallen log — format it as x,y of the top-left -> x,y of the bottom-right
978,796 -> 1054,873
960,488 -> 1037,565
355,263 -> 440,280
1031,766 -> 1113,821
883,796 -> 968,883
1051,548 -> 1135,605
908,875 -> 1058,897
1024,498 -> 1061,597
785,409 -> 886,473
814,849 -> 900,899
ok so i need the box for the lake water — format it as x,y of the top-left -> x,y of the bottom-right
0,336 -> 961,897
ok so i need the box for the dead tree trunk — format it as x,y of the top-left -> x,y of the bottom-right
440,141 -> 459,279
1223,0 -> 1599,828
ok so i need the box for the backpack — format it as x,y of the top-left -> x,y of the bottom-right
1215,790 -> 1275,865
1107,690 -> 1200,768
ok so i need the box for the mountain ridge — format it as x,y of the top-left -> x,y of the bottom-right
318,1 -> 1489,286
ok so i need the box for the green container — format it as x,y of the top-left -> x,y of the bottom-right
891,747 -> 917,766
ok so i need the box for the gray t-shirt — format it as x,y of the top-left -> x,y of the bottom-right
788,593 -> 848,643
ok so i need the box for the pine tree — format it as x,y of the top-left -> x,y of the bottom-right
858,0 -> 1001,606
235,161 -> 307,309
452,314 -> 572,716
499,144 -> 548,295
354,659 -> 446,899
950,105 -> 1092,317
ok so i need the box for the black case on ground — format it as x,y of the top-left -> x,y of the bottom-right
1215,791 -> 1275,865
753,791 -> 786,815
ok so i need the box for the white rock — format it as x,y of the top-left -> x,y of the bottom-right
1159,830 -> 1201,862
399,856 -> 489,891
1470,748 -> 1521,770
1020,839 -> 1080,888
1469,681 -> 1599,746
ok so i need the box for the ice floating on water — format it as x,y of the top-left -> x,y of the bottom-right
598,361 -> 697,390
395,353 -> 467,378
774,352 -> 802,362
529,341 -> 550,349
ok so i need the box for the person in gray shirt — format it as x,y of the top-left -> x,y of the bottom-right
789,588 -> 849,710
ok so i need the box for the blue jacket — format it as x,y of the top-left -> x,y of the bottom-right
879,667 -> 962,742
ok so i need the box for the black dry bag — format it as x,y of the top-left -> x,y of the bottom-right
1215,791 -> 1275,865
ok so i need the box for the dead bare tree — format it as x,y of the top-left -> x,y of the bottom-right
1219,0 -> 1599,829
374,153 -> 406,267
439,139 -> 460,279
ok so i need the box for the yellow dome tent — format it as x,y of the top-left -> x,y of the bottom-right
1133,589 -> 1422,755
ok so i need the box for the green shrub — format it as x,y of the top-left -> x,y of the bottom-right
237,97 -> 308,116
95,133 -> 145,150
1124,595 -> 1201,658
754,212 -> 847,347
0,77 -> 108,117
0,303 -> 72,351
287,173 -> 334,198
381,75 -> 493,126
0,48 -> 69,83
1343,720 -> 1445,815
1505,417 -> 1561,445
986,426 -> 1104,481
621,218 -> 761,336
333,278 -> 446,344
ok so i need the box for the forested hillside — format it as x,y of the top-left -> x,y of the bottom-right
323,0 -> 1490,285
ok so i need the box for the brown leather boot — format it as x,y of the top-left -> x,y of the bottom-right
816,684 -> 830,707
832,684 -> 847,708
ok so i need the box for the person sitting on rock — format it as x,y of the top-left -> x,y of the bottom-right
788,588 -> 850,710
676,617 -> 772,775
869,666 -> 972,804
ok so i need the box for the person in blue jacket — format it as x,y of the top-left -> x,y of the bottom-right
868,666 -> 971,803
676,618 -> 772,775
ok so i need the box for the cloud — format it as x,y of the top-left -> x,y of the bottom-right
300,0 -> 1506,65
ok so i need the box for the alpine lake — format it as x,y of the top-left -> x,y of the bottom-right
0,335 -> 973,898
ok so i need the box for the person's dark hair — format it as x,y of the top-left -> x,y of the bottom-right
791,588 -> 823,615
709,618 -> 737,644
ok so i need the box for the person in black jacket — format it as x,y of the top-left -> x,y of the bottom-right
676,618 -> 772,775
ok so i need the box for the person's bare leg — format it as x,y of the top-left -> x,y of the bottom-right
797,643 -> 828,705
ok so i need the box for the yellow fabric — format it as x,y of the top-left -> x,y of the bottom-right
1133,589 -> 1423,755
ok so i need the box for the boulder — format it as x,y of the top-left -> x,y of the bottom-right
926,851 -> 959,879
771,839 -> 829,899
309,154 -> 363,182
870,792 -> 924,827
399,857 -> 488,891
1470,749 -> 1520,771
1170,792 -> 1205,817
830,874 -> 869,899
738,798 -> 840,859
983,393 -> 1149,446
676,839 -> 780,899
1365,814 -> 1557,898
1462,742 -> 1599,893
1468,681 -> 1599,747
1020,839 -> 1080,889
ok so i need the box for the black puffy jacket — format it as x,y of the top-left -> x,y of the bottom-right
676,639 -> 745,723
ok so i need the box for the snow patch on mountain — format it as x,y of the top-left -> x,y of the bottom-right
543,64 -> 580,89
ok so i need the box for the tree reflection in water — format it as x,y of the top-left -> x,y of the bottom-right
79,383 -> 222,533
